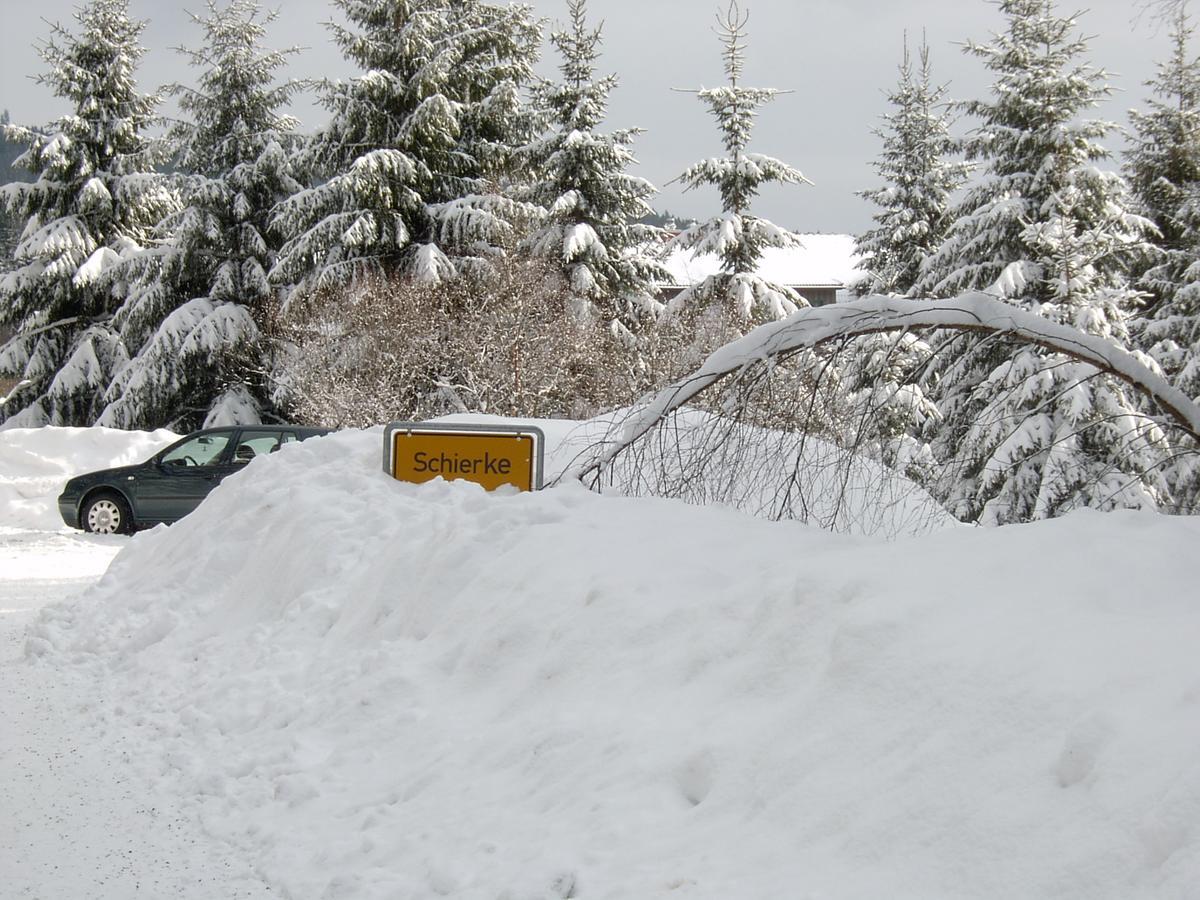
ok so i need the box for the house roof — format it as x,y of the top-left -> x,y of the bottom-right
660,234 -> 862,289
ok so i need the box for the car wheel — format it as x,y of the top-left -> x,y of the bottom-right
82,493 -> 133,535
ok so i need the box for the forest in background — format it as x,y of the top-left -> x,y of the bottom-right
0,0 -> 1197,526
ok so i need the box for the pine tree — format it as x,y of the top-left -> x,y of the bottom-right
98,0 -> 305,430
0,111 -> 25,277
270,0 -> 540,296
916,0 -> 1167,523
835,330 -> 942,484
1141,184 -> 1200,406
519,0 -> 668,338
1141,184 -> 1200,508
917,0 -> 1150,303
1125,3 -> 1200,510
1126,5 -> 1200,428
948,184 -> 1170,522
667,2 -> 811,323
847,36 -> 962,481
855,36 -> 966,297
1126,4 -> 1200,316
0,211 -> 17,278
0,0 -> 173,427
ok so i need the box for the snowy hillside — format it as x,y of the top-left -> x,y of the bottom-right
15,425 -> 1200,899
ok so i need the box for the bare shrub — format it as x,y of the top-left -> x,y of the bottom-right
563,340 -> 952,538
273,257 -> 653,427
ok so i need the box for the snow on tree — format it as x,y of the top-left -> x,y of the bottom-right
1126,1 -> 1200,309
910,0 -> 1168,522
98,0 -> 305,430
1140,184 -> 1200,507
0,0 -> 174,427
0,217 -> 18,280
917,0 -> 1150,303
666,2 -> 811,324
946,185 -> 1171,522
270,0 -> 540,297
855,35 -> 967,297
518,0 -> 668,339
846,35 -> 963,483
1125,4 -> 1200,488
565,293 -> 1200,531
830,329 -> 942,485
0,110 -> 26,277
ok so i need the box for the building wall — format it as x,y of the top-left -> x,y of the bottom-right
795,288 -> 837,307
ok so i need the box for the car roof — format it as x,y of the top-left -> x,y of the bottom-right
183,425 -> 332,437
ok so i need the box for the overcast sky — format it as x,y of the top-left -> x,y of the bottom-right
0,0 -> 1176,233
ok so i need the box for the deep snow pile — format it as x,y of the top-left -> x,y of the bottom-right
573,408 -> 955,536
0,426 -> 177,531
25,427 -> 1200,899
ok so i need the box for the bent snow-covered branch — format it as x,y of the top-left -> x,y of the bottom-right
567,292 -> 1200,485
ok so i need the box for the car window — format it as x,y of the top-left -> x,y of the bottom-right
232,430 -> 291,464
161,433 -> 232,467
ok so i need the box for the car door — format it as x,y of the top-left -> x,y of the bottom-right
229,428 -> 296,466
135,431 -> 237,522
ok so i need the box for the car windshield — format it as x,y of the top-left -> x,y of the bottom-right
161,434 -> 231,467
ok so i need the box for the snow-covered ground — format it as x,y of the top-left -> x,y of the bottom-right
2,423 -> 1199,899
1,426 -> 273,897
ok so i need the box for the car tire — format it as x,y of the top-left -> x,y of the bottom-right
81,492 -> 134,535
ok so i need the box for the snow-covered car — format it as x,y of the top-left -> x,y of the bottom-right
57,425 -> 331,534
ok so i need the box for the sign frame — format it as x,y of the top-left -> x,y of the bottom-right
382,421 -> 546,492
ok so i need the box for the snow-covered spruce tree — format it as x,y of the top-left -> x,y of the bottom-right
1125,4 -> 1200,509
667,1 -> 811,324
0,111 -> 25,277
0,0 -> 174,427
97,0 -> 305,430
519,0 -> 668,339
955,185 -> 1173,522
1140,183 -> 1200,508
831,330 -> 942,484
1126,9 -> 1200,397
845,35 -> 962,483
916,0 -> 1168,523
1126,3 -> 1200,316
270,0 -> 540,296
916,0 -> 1150,301
0,210 -> 18,279
855,35 -> 967,297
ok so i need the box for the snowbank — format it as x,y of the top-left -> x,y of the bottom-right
27,426 -> 1200,899
573,407 -> 957,536
0,426 -> 177,531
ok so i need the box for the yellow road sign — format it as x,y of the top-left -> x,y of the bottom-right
383,424 -> 544,492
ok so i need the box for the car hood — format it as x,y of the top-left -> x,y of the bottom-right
61,462 -> 148,493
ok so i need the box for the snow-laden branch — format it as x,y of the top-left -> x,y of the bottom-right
565,292 -> 1200,483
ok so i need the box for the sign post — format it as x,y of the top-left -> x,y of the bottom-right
382,422 -> 545,492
